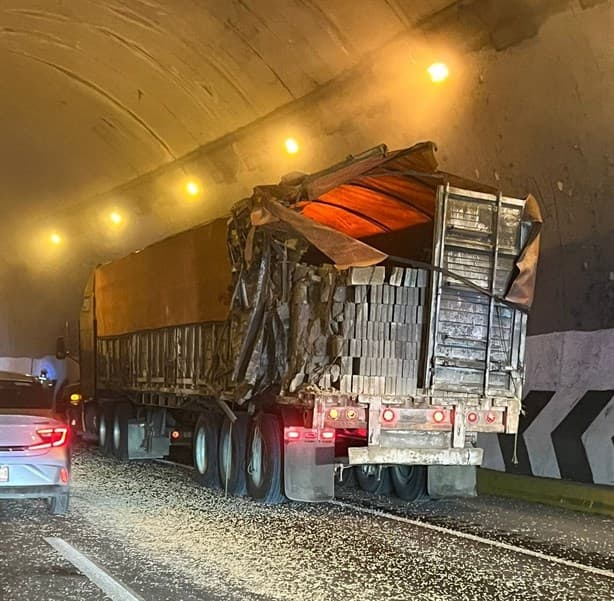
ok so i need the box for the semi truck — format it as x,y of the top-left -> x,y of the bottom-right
60,142 -> 542,503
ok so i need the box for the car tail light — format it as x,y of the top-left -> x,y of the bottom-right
432,409 -> 446,424
170,429 -> 181,441
381,408 -> 397,424
466,411 -> 479,424
30,427 -> 69,450
60,468 -> 69,484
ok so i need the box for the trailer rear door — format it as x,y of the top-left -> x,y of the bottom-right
424,185 -> 527,399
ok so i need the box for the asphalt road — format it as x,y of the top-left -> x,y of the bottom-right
1,446 -> 612,601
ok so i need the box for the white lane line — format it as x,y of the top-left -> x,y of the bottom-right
45,537 -> 145,601
154,459 -> 194,471
330,501 -> 614,580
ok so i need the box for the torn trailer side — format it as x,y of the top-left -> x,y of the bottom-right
67,141 -> 542,503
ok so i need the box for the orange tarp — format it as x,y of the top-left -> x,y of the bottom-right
95,218 -> 232,337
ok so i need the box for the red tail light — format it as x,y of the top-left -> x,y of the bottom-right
432,409 -> 446,424
466,411 -> 479,424
30,427 -> 69,450
60,468 -> 69,484
170,429 -> 181,441
381,408 -> 397,424
284,428 -> 301,442
284,427 -> 335,443
320,429 -> 335,441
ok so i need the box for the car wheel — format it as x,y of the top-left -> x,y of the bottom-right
246,414 -> 285,504
355,465 -> 390,494
112,402 -> 132,461
389,465 -> 427,501
218,414 -> 248,497
48,492 -> 69,516
193,413 -> 221,488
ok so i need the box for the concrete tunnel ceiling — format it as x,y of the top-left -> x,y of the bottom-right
0,0 -> 613,357
0,0 -> 442,218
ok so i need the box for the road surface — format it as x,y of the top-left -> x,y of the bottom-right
1,445 -> 612,600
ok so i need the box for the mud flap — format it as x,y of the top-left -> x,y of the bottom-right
127,422 -> 170,460
427,465 -> 477,498
284,440 -> 335,502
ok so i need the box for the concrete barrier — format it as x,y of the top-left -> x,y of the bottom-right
480,329 -> 614,512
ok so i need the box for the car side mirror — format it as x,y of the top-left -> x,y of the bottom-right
56,337 -> 67,360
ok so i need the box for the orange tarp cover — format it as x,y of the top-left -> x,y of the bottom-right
95,218 -> 232,337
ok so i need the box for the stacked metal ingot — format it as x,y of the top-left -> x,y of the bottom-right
332,266 -> 429,397
286,263 -> 429,397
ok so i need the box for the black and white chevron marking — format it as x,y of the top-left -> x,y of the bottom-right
496,389 -> 614,485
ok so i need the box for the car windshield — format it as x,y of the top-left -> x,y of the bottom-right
0,380 -> 53,409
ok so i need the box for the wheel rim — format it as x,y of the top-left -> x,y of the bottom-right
250,426 -> 264,488
359,465 -> 377,480
113,414 -> 121,450
194,426 -> 207,474
99,413 -> 107,446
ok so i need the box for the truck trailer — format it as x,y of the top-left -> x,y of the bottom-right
63,142 -> 542,503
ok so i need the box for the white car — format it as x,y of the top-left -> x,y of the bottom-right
0,371 -> 70,515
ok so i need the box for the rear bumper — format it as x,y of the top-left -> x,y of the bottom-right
347,446 -> 483,466
0,484 -> 69,499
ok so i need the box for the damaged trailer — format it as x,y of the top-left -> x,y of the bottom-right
66,142 -> 542,503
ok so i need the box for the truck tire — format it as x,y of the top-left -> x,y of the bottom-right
84,402 -> 98,436
246,413 -> 285,504
111,402 -> 132,461
98,404 -> 113,456
48,492 -> 69,516
389,465 -> 427,501
355,465 -> 390,495
218,414 -> 248,497
193,413 -> 221,488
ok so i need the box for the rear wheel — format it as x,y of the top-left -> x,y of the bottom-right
48,492 -> 69,516
355,465 -> 390,494
246,414 -> 285,504
218,414 -> 248,496
84,402 -> 97,435
98,404 -> 113,456
389,465 -> 427,501
193,413 -> 221,488
111,402 -> 132,461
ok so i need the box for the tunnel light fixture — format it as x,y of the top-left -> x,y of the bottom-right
185,180 -> 201,197
110,211 -> 122,225
284,137 -> 299,155
428,62 -> 449,83
50,233 -> 62,245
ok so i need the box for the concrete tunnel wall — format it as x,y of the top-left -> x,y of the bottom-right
0,2 -> 612,484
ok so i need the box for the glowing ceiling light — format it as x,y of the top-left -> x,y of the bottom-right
50,233 -> 62,245
110,212 -> 122,224
284,137 -> 299,155
428,62 -> 449,83
185,180 -> 201,197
